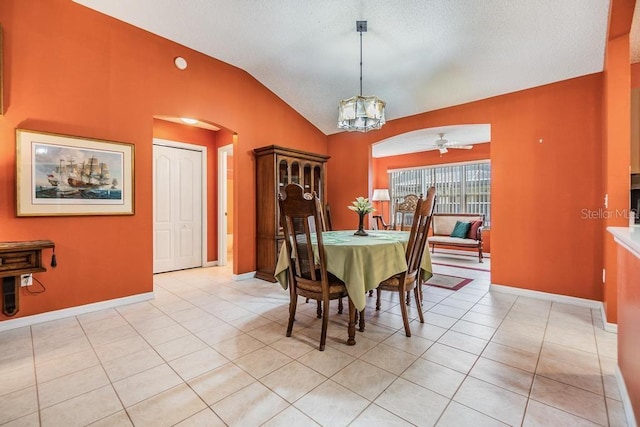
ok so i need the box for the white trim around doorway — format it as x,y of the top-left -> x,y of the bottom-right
218,144 -> 233,266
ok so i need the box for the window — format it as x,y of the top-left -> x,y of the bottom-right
388,161 -> 491,226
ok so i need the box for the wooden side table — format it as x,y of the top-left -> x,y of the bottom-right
0,240 -> 55,316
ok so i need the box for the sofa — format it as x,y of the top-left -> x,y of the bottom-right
428,213 -> 485,262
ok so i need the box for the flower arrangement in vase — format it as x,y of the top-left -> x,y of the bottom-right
348,196 -> 375,236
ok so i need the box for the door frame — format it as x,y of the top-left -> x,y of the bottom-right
218,144 -> 233,266
152,138 -> 209,269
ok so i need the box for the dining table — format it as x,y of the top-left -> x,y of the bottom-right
274,230 -> 433,312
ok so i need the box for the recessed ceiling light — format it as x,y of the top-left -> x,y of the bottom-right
174,56 -> 187,70
180,117 -> 198,125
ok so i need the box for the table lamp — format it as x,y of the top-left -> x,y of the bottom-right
372,188 -> 391,224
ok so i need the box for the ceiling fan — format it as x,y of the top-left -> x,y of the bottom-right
432,133 -> 473,154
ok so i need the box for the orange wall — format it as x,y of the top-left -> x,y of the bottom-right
329,74 -> 604,301
0,0 -> 326,320
327,133 -> 373,230
617,246 -> 640,420
372,143 -> 492,253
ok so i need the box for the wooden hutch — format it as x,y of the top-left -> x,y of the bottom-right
253,145 -> 328,282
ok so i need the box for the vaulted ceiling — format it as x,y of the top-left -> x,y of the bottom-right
74,1 -> 611,143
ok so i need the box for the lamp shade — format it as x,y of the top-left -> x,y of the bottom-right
372,188 -> 390,202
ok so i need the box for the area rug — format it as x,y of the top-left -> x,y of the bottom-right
424,273 -> 473,291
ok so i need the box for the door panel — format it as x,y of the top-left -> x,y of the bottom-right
153,145 -> 202,273
155,230 -> 171,260
154,153 -> 173,272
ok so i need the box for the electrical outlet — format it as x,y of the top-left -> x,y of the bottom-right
21,274 -> 32,287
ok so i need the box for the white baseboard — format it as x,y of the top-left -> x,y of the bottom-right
491,283 -> 619,331
490,283 -> 603,310
204,261 -> 218,267
616,365 -> 638,427
601,302 -> 618,333
232,271 -> 256,281
0,292 -> 155,332
490,284 -> 619,333
490,284 -> 618,332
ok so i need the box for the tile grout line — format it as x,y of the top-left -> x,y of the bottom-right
76,310 -> 138,426
519,295 -> 552,427
30,325 -> 43,427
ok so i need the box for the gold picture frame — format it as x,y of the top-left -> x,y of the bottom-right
16,129 -> 135,216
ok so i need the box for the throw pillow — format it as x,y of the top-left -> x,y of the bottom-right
467,220 -> 482,239
450,221 -> 471,238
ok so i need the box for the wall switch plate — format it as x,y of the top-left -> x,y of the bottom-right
21,274 -> 32,287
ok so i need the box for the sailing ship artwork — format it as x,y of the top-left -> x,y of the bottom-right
33,142 -> 124,202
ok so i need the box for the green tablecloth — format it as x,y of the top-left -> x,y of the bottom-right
274,230 -> 433,311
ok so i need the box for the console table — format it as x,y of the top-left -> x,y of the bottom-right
0,240 -> 55,316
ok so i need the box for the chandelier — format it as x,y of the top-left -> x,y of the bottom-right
337,21 -> 386,132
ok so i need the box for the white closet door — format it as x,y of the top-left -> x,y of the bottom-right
153,145 -> 202,273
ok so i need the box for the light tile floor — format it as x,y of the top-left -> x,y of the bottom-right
0,253 -> 628,426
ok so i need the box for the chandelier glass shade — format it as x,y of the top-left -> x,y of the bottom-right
337,21 -> 386,132
338,95 -> 386,132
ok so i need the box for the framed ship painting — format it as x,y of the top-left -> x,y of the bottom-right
16,129 -> 135,216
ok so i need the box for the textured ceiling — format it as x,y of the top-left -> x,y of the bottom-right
73,0 -> 609,142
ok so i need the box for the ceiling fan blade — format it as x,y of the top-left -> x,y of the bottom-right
450,145 -> 473,150
438,147 -> 448,154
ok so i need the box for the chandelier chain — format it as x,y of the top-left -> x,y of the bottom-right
359,29 -> 363,96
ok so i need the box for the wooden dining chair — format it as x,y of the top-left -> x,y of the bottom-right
392,194 -> 420,230
322,203 -> 333,232
278,184 -> 357,350
375,186 -> 436,337
372,215 -> 391,230
308,202 -> 344,317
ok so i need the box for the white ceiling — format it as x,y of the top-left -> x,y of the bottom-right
73,0 -> 609,143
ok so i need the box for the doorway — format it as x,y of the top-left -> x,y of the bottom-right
153,140 -> 207,273
218,145 -> 233,266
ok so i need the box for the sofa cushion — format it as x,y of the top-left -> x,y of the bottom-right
450,221 -> 471,238
428,236 -> 479,245
467,220 -> 482,239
